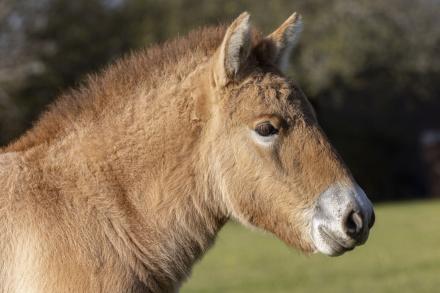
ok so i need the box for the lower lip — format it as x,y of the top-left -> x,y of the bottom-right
318,227 -> 354,254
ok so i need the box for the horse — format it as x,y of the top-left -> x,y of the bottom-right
0,12 -> 374,292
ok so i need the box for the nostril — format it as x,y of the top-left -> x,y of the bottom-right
344,211 -> 364,239
368,210 -> 375,229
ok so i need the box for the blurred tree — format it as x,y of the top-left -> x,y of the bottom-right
0,0 -> 48,144
13,0 -> 170,132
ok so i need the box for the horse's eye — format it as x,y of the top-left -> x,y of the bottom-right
255,122 -> 279,137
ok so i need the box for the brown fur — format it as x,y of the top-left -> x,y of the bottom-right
0,13 -> 354,292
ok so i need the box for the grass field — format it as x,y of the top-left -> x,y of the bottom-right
181,200 -> 440,293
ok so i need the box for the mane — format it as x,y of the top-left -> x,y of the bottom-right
2,25 -> 236,153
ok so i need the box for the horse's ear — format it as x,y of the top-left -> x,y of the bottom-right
213,12 -> 252,87
256,13 -> 303,73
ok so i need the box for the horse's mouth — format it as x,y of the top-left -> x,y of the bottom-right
318,226 -> 355,256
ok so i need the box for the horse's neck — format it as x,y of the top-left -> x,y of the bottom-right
83,124 -> 226,288
28,71 -> 227,288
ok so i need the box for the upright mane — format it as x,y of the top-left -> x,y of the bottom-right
2,25 -> 240,153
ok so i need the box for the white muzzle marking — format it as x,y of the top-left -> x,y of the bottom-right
310,183 -> 374,256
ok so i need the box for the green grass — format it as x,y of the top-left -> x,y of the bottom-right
181,200 -> 440,293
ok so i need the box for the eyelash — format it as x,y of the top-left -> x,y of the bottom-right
255,122 -> 279,137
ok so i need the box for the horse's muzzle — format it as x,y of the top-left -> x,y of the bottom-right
310,183 -> 375,256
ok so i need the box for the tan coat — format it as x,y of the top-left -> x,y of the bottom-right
0,13 -> 356,292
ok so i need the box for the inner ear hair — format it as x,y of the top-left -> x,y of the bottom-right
213,12 -> 252,87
